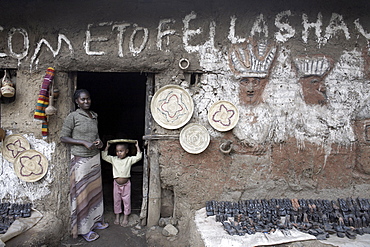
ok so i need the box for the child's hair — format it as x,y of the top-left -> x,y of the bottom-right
116,143 -> 129,150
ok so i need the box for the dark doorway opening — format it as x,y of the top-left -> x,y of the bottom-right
77,72 -> 147,217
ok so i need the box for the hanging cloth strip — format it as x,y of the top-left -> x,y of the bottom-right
34,67 -> 55,137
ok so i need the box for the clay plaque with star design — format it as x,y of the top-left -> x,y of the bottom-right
2,134 -> 31,163
150,85 -> 194,129
208,100 -> 239,132
13,149 -> 48,182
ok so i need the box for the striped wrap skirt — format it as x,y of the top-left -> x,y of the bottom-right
69,153 -> 104,238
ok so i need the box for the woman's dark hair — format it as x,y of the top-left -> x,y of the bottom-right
73,89 -> 90,102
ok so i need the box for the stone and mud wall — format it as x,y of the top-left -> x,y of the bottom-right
0,0 -> 369,245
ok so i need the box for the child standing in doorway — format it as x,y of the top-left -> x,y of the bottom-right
102,140 -> 142,226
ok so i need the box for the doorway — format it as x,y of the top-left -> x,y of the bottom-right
77,72 -> 147,216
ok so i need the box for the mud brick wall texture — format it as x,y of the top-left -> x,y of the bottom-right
0,0 -> 369,245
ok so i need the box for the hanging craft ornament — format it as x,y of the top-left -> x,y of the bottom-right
13,149 -> 48,182
34,67 -> 55,137
208,100 -> 239,132
2,134 -> 31,163
180,123 -> 210,154
45,84 -> 57,116
150,85 -> 194,130
1,70 -> 15,98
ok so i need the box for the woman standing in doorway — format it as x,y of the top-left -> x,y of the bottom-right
60,89 -> 109,242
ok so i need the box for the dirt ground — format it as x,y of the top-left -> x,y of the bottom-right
59,211 -> 148,247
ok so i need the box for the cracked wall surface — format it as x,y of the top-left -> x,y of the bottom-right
0,0 -> 369,244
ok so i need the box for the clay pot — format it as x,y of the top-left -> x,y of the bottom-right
45,96 -> 57,116
1,85 -> 15,97
2,74 -> 13,87
52,88 -> 60,101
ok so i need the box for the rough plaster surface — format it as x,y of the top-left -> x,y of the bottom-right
0,0 -> 369,245
0,132 -> 55,201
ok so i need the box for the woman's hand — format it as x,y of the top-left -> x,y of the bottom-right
82,141 -> 96,150
61,136 -> 102,150
94,139 -> 104,149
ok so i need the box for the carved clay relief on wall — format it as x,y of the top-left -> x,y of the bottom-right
294,55 -> 334,106
229,38 -> 276,106
228,38 -> 277,155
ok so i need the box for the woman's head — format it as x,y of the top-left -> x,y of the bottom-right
74,89 -> 91,110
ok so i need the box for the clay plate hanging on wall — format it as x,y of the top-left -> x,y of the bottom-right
13,149 -> 48,182
2,134 -> 31,163
150,85 -> 194,130
208,100 -> 239,132
179,123 -> 210,154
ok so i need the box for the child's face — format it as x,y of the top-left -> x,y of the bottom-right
116,144 -> 129,159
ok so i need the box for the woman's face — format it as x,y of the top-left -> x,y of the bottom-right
76,92 -> 91,110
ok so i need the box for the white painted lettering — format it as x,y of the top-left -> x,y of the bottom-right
0,10 -> 369,68
183,11 -> 202,53
323,13 -> 350,44
251,14 -> 269,38
208,21 -> 216,48
302,12 -> 323,43
8,28 -> 29,63
30,34 -> 73,70
129,24 -> 149,56
113,23 -> 131,57
157,19 -> 176,51
275,10 -> 295,43
354,18 -> 370,40
228,16 -> 246,44
0,26 -> 6,58
84,23 -> 109,55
